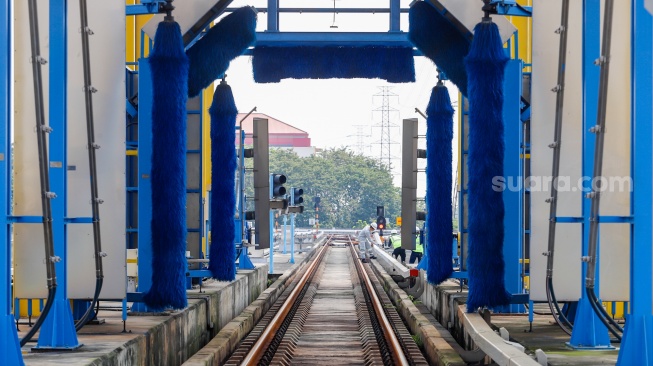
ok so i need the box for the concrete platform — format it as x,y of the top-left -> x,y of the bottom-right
13,237 -> 325,366
421,280 -> 620,366
17,266 -> 268,366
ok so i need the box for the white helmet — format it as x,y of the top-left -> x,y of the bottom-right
370,222 -> 377,230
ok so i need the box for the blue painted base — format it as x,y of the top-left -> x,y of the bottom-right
568,296 -> 612,349
237,248 -> 255,270
616,314 -> 653,365
34,298 -> 81,350
0,314 -> 24,365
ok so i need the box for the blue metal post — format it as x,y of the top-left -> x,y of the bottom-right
498,59 -> 525,313
269,174 -> 274,274
282,215 -> 288,254
617,1 -> 653,363
389,0 -> 400,32
36,0 -> 81,349
569,0 -> 611,348
0,0 -> 23,362
236,129 -> 254,270
267,0 -> 279,32
290,214 -> 295,264
131,59 -> 154,312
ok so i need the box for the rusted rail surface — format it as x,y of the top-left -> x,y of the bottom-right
230,234 -> 426,366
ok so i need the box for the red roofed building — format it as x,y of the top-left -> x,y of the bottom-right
236,112 -> 315,157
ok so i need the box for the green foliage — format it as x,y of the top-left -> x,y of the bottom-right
411,334 -> 423,348
247,148 -> 401,229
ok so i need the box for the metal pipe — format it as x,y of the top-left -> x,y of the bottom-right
21,0 -> 57,346
74,0 -> 105,331
544,0 -> 572,332
585,0 -> 624,335
226,7 -> 410,14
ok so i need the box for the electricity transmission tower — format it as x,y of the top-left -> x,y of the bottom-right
348,124 -> 371,155
372,86 -> 400,171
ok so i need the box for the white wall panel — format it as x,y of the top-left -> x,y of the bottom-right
531,0 -> 631,301
597,0 -> 631,301
13,0 -> 51,299
531,0 -> 584,301
14,1 -> 126,299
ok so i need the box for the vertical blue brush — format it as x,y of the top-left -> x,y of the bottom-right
465,14 -> 511,311
143,3 -> 189,311
425,82 -> 454,285
208,80 -> 238,281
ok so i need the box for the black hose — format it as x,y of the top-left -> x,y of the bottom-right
75,0 -> 105,331
544,0 -> 570,335
584,0 -> 621,338
545,277 -> 572,335
586,288 -> 622,341
21,0 -> 58,346
21,288 -> 56,347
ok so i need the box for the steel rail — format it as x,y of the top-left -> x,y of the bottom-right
348,238 -> 410,366
240,235 -> 332,365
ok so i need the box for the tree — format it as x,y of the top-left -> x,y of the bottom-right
260,147 -> 401,229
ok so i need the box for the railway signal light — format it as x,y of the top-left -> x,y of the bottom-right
271,174 -> 287,198
376,216 -> 386,230
291,188 -> 304,205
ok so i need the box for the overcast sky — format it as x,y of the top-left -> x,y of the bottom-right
221,0 -> 460,195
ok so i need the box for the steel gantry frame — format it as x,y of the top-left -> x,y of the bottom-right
617,0 -> 653,364
0,0 -> 24,363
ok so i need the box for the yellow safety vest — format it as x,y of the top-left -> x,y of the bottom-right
414,237 -> 423,253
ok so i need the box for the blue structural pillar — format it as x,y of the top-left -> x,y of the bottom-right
569,0 -> 611,348
0,0 -> 24,363
390,0 -> 400,32
267,0 -> 279,32
290,214 -> 296,264
131,59 -> 154,312
499,59 -> 525,313
617,1 -> 653,364
37,0 -> 81,349
282,215 -> 288,254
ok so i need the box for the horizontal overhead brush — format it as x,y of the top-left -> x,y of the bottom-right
252,46 -> 415,83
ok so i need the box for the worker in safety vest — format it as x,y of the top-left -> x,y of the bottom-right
357,222 -> 377,263
389,234 -> 406,264
409,227 -> 423,264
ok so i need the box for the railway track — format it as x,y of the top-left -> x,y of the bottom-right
225,235 -> 428,366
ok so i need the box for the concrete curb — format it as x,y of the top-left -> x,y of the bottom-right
458,306 -> 541,366
370,261 -> 466,366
